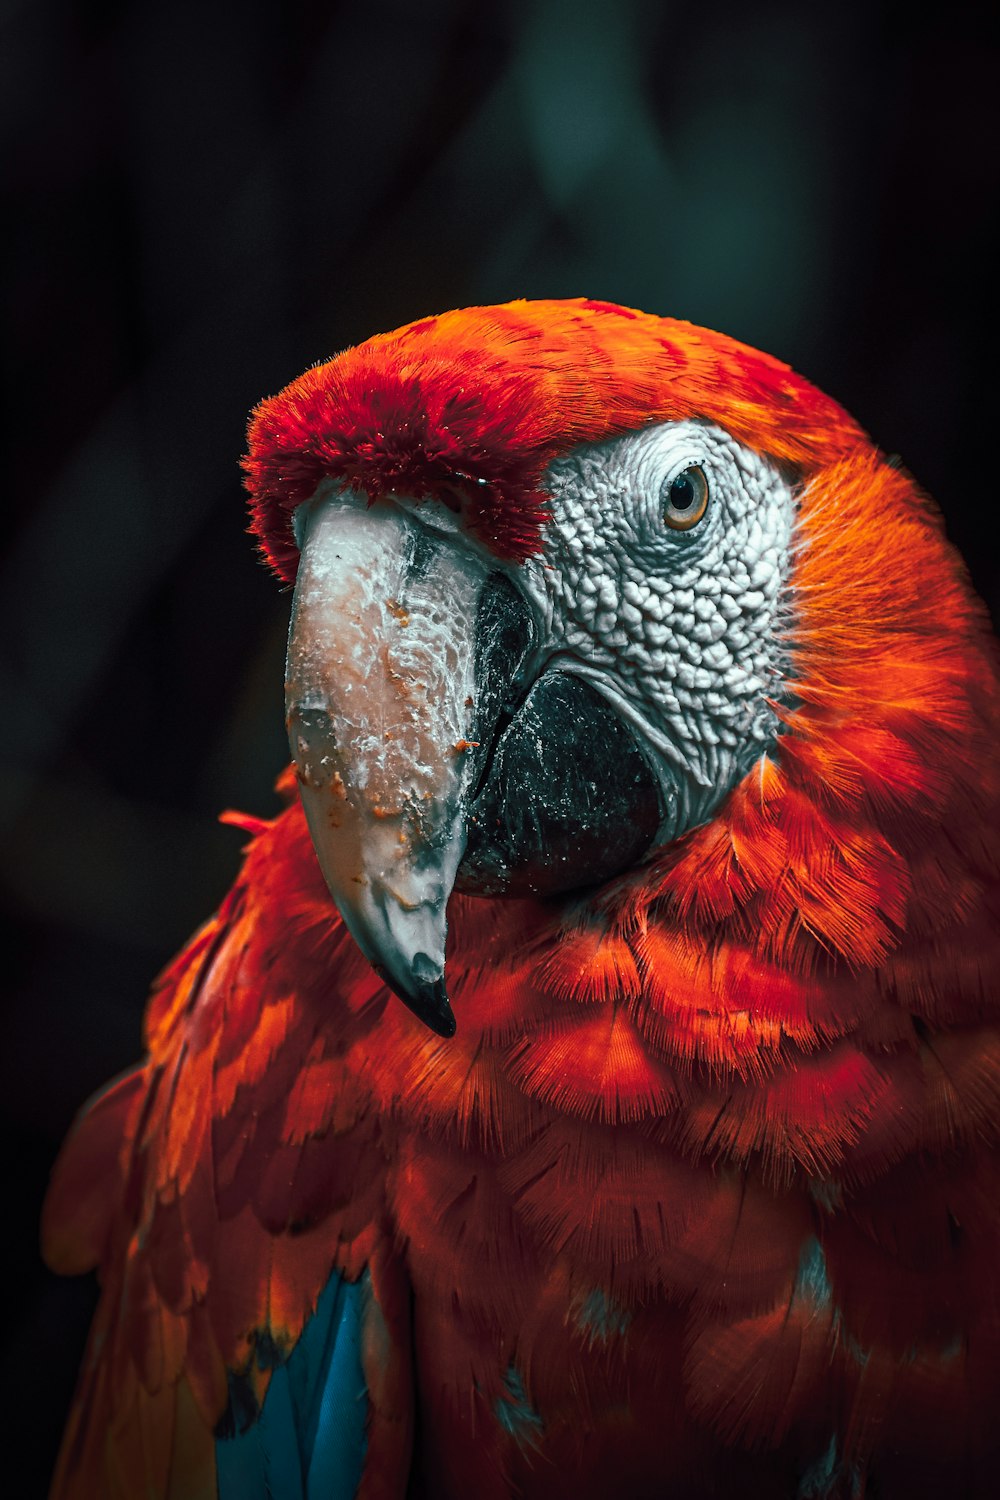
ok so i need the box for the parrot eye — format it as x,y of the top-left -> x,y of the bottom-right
662,464 -> 709,530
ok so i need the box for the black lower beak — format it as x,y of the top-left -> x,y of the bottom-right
458,666 -> 662,897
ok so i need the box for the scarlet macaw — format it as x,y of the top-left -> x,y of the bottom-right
43,299 -> 1000,1498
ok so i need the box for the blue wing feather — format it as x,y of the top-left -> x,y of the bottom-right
216,1268 -> 369,1499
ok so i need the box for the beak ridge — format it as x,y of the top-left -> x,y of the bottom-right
286,490 -> 486,1033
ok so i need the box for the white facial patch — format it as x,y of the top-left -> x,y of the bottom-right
517,420 -> 796,843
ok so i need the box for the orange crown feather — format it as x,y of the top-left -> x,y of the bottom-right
243,297 -> 866,578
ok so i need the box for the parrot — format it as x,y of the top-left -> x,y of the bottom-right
42,298 -> 1000,1499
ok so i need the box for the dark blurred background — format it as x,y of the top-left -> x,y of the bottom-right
2,0 -> 998,1490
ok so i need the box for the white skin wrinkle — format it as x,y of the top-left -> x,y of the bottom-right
517,419 -> 796,845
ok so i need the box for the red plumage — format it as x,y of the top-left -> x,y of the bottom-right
44,300 -> 1000,1497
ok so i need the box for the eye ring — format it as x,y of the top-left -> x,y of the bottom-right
662,464 -> 709,531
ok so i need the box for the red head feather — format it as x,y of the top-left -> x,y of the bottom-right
242,294 -> 1000,1145
243,297 -> 865,578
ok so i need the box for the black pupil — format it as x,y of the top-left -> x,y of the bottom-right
670,472 -> 695,510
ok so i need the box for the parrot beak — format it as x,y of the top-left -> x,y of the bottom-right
285,489 -> 495,1038
287,486 -> 663,1038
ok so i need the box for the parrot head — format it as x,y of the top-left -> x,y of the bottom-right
243,298 -> 959,1037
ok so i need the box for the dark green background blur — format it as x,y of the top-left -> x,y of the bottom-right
2,0 -> 998,1489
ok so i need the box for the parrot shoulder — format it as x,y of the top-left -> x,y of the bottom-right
42,789 -> 412,1500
